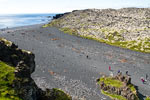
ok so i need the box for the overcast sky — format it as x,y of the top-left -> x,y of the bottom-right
0,0 -> 149,14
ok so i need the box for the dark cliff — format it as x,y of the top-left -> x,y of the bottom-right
0,38 -> 71,100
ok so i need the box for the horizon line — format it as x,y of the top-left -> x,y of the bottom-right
0,7 -> 149,15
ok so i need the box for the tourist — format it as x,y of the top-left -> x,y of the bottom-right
141,77 -> 145,84
126,71 -> 128,75
86,55 -> 89,59
146,74 -> 148,81
109,66 -> 111,71
118,70 -> 120,73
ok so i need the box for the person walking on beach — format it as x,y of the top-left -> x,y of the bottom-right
109,66 -> 111,71
118,70 -> 120,73
126,71 -> 128,75
141,77 -> 145,84
146,74 -> 148,81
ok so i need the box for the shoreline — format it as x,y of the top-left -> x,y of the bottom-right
0,23 -> 47,35
0,13 -> 54,30
0,23 -> 45,30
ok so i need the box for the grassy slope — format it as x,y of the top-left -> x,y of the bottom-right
43,15 -> 150,53
60,27 -> 150,53
0,61 -> 21,100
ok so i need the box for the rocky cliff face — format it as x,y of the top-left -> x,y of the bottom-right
0,38 -> 71,100
45,8 -> 150,53
0,38 -> 38,100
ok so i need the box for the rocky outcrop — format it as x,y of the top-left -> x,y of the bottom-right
45,8 -> 150,53
0,38 -> 71,100
114,72 -> 131,86
0,38 -> 38,100
98,73 -> 138,100
53,12 -> 70,19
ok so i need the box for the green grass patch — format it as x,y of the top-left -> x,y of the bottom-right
43,19 -> 63,28
51,88 -> 72,100
98,77 -> 123,88
101,90 -> 127,100
146,97 -> 150,100
60,28 -> 78,36
0,61 -> 21,100
127,84 -> 136,93
79,35 -> 106,43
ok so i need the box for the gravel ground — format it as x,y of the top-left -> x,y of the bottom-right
0,25 -> 150,100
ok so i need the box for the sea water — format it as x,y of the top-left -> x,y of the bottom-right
0,13 -> 56,29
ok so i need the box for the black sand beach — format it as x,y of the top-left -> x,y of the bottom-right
0,24 -> 150,100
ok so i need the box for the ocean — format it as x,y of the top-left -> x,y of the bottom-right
0,13 -> 56,29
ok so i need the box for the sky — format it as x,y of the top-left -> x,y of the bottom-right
0,0 -> 150,14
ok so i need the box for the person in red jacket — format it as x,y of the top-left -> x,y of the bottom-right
109,66 -> 111,71
141,77 -> 145,84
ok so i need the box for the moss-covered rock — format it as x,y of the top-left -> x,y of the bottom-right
97,73 -> 139,100
0,61 -> 21,100
38,88 -> 71,100
0,38 -> 40,100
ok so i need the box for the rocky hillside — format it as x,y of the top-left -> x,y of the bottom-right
44,8 -> 150,53
0,38 -> 71,100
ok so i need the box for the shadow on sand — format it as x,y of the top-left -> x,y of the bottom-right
135,85 -> 145,100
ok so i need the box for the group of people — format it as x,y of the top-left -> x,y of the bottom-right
108,66 -> 128,75
108,66 -> 148,84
